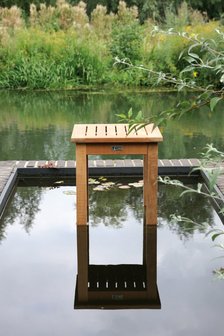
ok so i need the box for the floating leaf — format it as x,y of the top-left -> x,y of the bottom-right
93,185 -> 106,191
131,182 -> 143,188
102,182 -> 115,187
63,190 -> 76,195
54,180 -> 64,184
99,176 -> 107,181
88,178 -> 100,185
119,185 -> 131,189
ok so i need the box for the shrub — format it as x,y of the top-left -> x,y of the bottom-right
110,21 -> 142,64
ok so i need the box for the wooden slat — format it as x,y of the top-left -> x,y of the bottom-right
115,124 -> 128,138
144,123 -> 154,135
88,265 -> 146,291
86,124 -> 97,138
71,124 -> 85,140
151,125 -> 162,138
96,124 -> 107,138
136,126 -> 148,137
106,124 -> 117,138
71,123 -> 163,143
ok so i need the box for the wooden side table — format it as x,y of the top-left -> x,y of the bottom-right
71,123 -> 163,226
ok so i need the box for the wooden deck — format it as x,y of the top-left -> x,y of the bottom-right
0,159 -> 224,218
0,161 -> 16,195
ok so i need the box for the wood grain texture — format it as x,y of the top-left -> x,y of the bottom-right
76,144 -> 88,225
71,123 -> 163,143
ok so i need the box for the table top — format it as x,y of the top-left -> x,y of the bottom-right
71,123 -> 163,143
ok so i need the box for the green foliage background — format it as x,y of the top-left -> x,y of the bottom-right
0,0 -> 223,89
0,0 -> 224,20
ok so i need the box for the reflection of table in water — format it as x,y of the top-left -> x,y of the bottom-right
75,225 -> 161,309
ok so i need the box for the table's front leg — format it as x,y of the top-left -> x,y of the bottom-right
144,143 -> 158,225
76,144 -> 88,225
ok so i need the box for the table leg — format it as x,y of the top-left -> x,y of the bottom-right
144,143 -> 158,225
77,226 -> 89,302
145,225 -> 158,300
76,144 -> 88,225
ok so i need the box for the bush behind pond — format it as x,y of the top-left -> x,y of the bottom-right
0,1 -> 223,89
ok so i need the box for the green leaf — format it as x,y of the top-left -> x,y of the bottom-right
210,97 -> 222,112
212,232 -> 224,242
188,52 -> 201,60
128,108 -> 133,119
197,183 -> 202,193
128,123 -> 137,134
136,110 -> 143,121
184,56 -> 197,64
116,113 -> 127,120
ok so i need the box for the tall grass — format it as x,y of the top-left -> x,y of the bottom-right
0,28 -> 106,89
0,0 -> 223,89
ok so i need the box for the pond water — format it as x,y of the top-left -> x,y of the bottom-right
0,178 -> 224,335
0,90 -> 224,160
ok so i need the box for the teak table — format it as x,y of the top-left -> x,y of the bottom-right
71,123 -> 163,226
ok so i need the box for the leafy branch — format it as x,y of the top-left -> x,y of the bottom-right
115,27 -> 224,126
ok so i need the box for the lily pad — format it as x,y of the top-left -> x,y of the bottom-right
93,185 -> 106,191
54,180 -> 64,185
63,190 -> 76,195
131,182 -> 143,188
88,178 -> 100,185
118,185 -> 131,189
101,182 -> 115,187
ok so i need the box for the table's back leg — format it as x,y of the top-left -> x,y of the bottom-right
144,143 -> 158,225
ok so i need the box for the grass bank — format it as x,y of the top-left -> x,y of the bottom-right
0,1 -> 223,90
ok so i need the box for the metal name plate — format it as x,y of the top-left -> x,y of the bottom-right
112,145 -> 123,151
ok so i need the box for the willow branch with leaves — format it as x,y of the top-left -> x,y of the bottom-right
115,27 -> 224,126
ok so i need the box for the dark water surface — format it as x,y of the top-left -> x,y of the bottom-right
0,90 -> 224,160
0,179 -> 224,335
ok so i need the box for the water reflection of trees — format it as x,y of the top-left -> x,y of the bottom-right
0,181 -> 215,242
89,180 -> 215,240
0,187 -> 42,242
89,183 -> 143,227
158,184 -> 214,239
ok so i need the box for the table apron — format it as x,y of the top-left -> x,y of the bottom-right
84,143 -> 157,155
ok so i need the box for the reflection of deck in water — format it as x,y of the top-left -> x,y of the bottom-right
75,225 -> 161,309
